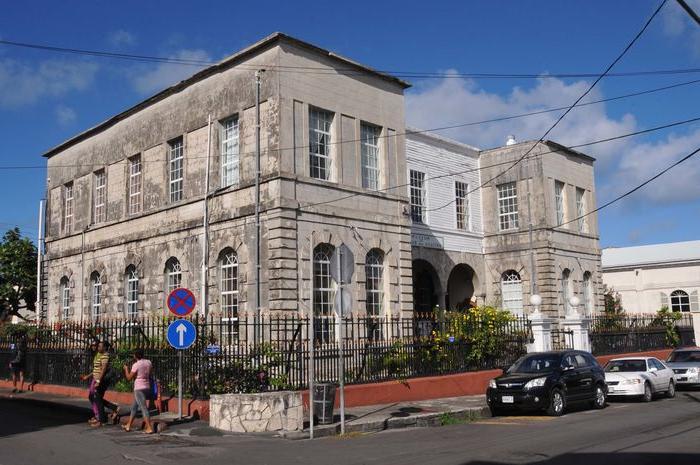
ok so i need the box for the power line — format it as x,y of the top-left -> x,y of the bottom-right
676,0 -> 700,25
426,0 -> 669,213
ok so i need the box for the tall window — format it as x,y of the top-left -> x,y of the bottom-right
309,108 -> 333,180
165,258 -> 182,293
671,290 -> 690,312
365,249 -> 384,317
562,269 -> 572,314
91,272 -> 102,321
501,270 -> 523,315
576,188 -> 587,233
128,155 -> 142,215
125,266 -> 139,318
220,250 -> 239,318
409,170 -> 426,223
555,181 -> 565,226
93,170 -> 106,224
64,183 -> 74,234
361,123 -> 380,190
455,181 -> 469,230
582,271 -> 593,315
169,137 -> 184,202
60,277 -> 71,320
313,244 -> 335,317
221,116 -> 240,188
497,182 -> 519,231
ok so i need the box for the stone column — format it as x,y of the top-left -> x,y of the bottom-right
527,311 -> 554,353
561,299 -> 592,352
691,310 -> 700,347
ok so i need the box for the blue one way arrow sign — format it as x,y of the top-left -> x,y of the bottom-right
167,319 -> 196,350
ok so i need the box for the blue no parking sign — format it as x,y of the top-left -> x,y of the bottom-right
167,319 -> 197,350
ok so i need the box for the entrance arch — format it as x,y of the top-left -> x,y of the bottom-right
412,259 -> 441,314
446,264 -> 477,310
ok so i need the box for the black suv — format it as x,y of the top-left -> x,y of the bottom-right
486,350 -> 607,416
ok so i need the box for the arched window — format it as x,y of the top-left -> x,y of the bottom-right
501,270 -> 523,315
582,272 -> 593,315
671,290 -> 691,312
90,271 -> 102,321
60,277 -> 71,320
220,250 -> 239,318
313,244 -> 335,317
125,266 -> 139,318
562,269 -> 572,314
365,249 -> 384,317
165,257 -> 182,293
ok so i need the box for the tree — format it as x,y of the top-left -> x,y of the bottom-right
0,228 -> 37,322
603,285 -> 624,315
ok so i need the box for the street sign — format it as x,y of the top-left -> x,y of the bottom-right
330,243 -> 354,284
167,288 -> 196,317
334,287 -> 352,317
206,344 -> 221,355
167,319 -> 197,350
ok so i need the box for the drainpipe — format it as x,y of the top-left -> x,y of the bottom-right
254,69 -> 265,343
80,228 -> 86,323
202,114 -> 212,319
35,199 -> 45,326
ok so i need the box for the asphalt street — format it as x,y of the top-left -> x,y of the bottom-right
1,391 -> 699,465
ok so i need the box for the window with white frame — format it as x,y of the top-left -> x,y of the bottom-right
64,183 -> 73,234
555,181 -> 565,226
93,170 -> 106,224
168,137 -> 184,202
583,271 -> 593,315
671,290 -> 691,312
221,116 -> 240,188
125,266 -> 139,318
309,108 -> 333,180
361,123 -> 380,190
409,170 -> 426,223
365,249 -> 384,317
562,269 -> 572,314
455,181 -> 469,230
313,243 -> 335,343
60,277 -> 71,319
91,272 -> 102,321
220,250 -> 239,318
128,155 -> 142,216
576,187 -> 587,233
501,270 -> 523,315
497,182 -> 519,231
165,258 -> 182,294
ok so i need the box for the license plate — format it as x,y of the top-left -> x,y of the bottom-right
678,377 -> 687,381
501,395 -> 514,404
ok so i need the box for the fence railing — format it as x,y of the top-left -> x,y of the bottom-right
589,313 -> 695,356
0,313 -> 532,398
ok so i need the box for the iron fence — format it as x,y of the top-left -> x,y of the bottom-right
0,313 -> 532,397
589,313 -> 695,356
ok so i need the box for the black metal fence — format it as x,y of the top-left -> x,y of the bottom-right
0,313 -> 532,398
589,313 -> 695,356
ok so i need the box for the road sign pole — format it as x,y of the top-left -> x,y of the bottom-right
308,233 -> 315,439
178,350 -> 183,420
337,247 -> 345,435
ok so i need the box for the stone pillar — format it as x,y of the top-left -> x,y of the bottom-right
561,313 -> 592,352
527,312 -> 554,353
691,310 -> 700,347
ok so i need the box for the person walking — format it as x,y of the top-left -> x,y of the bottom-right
9,335 -> 27,393
121,348 -> 155,434
80,341 -> 119,426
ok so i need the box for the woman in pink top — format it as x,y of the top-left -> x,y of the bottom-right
121,348 -> 155,434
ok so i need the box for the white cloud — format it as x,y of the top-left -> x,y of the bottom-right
660,0 -> 700,59
108,29 -> 136,47
0,59 -> 98,107
130,49 -> 211,95
405,74 -> 700,206
55,105 -> 76,126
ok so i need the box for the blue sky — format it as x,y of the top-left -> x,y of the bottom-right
1,0 -> 699,248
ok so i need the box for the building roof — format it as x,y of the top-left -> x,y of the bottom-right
480,140 -> 596,162
602,240 -> 700,269
43,32 -> 411,159
406,127 -> 481,152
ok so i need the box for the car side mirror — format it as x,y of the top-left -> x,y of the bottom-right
501,367 -> 508,375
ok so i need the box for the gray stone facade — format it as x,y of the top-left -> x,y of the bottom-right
209,391 -> 303,433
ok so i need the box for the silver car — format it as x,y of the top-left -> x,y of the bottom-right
665,348 -> 700,388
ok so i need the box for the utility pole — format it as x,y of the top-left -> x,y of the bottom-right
35,199 -> 45,326
254,69 -> 265,343
202,114 -> 212,319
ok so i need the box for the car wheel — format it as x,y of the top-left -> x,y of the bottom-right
592,384 -> 607,409
546,388 -> 565,416
666,381 -> 676,399
489,406 -> 503,417
642,382 -> 653,402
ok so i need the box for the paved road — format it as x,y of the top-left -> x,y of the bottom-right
1,391 -> 699,465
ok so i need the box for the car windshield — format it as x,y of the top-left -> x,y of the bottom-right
508,354 -> 561,374
605,359 -> 646,372
667,351 -> 700,363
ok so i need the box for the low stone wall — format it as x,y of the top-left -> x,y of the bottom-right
209,391 -> 303,433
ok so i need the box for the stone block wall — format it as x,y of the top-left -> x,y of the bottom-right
209,391 -> 303,433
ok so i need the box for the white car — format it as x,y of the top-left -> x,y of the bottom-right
604,357 -> 675,402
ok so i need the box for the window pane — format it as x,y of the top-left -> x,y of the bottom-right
365,250 -> 383,317
455,181 -> 469,230
361,123 -> 380,190
309,109 -> 333,180
166,259 -> 182,293
497,182 -> 519,231
220,252 -> 239,319
576,188 -> 587,233
64,183 -> 73,233
501,271 -> 523,315
126,267 -> 139,318
94,171 -> 106,223
409,170 -> 426,223
221,117 -> 240,187
91,274 -> 102,320
555,181 -> 565,226
671,290 -> 690,312
129,155 -> 142,215
169,138 -> 184,202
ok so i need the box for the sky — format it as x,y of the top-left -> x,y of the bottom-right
1,0 -> 699,248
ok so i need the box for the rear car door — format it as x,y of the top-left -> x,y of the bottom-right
652,359 -> 673,389
646,359 -> 663,390
574,353 -> 596,399
561,353 -> 585,400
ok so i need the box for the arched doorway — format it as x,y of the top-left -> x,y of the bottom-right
412,259 -> 440,314
446,264 -> 476,310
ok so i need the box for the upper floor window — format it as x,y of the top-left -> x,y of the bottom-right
555,181 -> 565,226
128,155 -> 142,216
671,290 -> 690,312
309,108 -> 333,180
60,277 -> 71,320
409,170 -> 426,223
497,182 -> 519,231
93,170 -> 106,224
165,257 -> 182,294
168,137 -> 184,202
90,271 -> 102,321
361,123 -> 380,190
221,116 -> 240,188
576,187 -> 587,233
63,183 -> 74,234
455,181 -> 469,231
125,266 -> 139,318
501,270 -> 523,315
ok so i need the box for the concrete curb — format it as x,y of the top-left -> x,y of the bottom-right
0,391 -> 93,416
